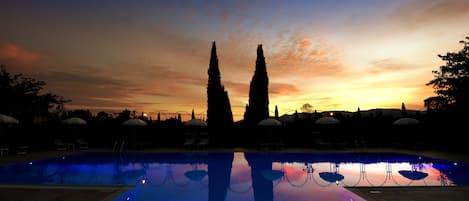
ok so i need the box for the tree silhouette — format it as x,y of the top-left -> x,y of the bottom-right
426,36 -> 469,113
294,110 -> 299,122
274,105 -> 279,120
424,96 -> 447,111
355,107 -> 361,118
115,109 -> 135,122
245,45 -> 269,126
401,102 -> 407,117
96,111 -> 110,121
63,109 -> 92,122
0,65 -> 67,123
300,103 -> 313,113
207,42 -> 234,128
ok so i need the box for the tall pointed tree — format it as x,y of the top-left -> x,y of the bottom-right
245,45 -> 269,126
274,105 -> 279,120
207,42 -> 233,128
401,102 -> 407,117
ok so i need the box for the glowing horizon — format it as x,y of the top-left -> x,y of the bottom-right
1,0 -> 468,121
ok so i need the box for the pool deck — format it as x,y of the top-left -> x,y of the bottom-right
0,185 -> 131,201
1,148 -> 468,201
348,186 -> 469,201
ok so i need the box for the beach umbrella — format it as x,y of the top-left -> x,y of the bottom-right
398,170 -> 428,180
315,117 -> 340,125
258,118 -> 282,126
122,119 -> 147,126
393,118 -> 420,126
184,119 -> 207,126
0,114 -> 19,124
61,117 -> 87,125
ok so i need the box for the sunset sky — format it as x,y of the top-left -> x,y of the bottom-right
1,0 -> 468,120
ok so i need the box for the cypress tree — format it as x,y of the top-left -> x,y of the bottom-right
401,102 -> 407,117
274,105 -> 279,120
245,44 -> 269,126
207,42 -> 233,128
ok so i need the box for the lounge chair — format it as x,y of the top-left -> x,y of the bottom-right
197,132 -> 209,148
76,139 -> 89,150
16,145 -> 29,155
183,132 -> 197,148
0,147 -> 8,157
54,139 -> 74,151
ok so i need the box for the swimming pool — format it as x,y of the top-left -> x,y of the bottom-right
0,152 -> 467,201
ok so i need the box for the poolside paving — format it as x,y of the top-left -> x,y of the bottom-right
348,186 -> 469,201
0,186 -> 130,201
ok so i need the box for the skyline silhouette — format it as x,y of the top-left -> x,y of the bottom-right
1,1 -> 469,121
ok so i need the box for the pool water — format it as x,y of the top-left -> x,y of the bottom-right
0,152 -> 467,201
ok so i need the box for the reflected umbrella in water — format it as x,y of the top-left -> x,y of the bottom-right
319,163 -> 344,185
398,163 -> 429,185
398,170 -> 428,180
184,168 -> 208,182
261,169 -> 284,181
319,172 -> 345,183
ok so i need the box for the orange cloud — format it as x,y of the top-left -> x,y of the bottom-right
269,34 -> 344,79
300,38 -> 312,52
366,59 -> 411,74
394,0 -> 469,29
224,80 -> 299,97
0,43 -> 41,64
270,83 -> 300,96
224,81 -> 249,96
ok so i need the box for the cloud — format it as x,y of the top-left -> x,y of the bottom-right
268,34 -> 345,79
35,62 -> 210,116
0,42 -> 41,65
224,80 -> 299,97
366,59 -> 411,74
393,0 -> 469,29
37,70 -> 138,107
270,83 -> 300,96
143,92 -> 171,97
224,81 -> 249,96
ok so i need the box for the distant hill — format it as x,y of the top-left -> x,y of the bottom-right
276,109 -> 425,123
233,108 -> 425,124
